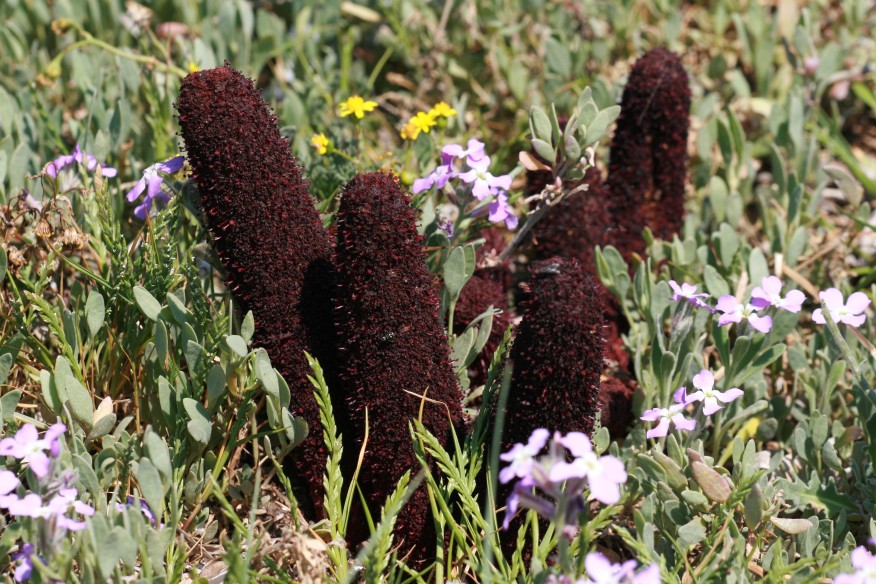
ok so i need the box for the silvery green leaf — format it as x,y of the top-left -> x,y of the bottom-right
708,176 -> 729,222
563,134 -> 581,161
544,36 -> 571,78
185,340 -> 205,372
653,451 -> 687,491
145,428 -> 173,481
135,457 -> 166,518
133,286 -> 162,321
592,426 -> 610,454
85,413 -> 116,442
241,310 -> 255,343
166,291 -> 190,325
681,489 -> 709,508
154,321 -> 168,364
443,244 -> 476,303
715,223 -> 740,267
225,335 -> 249,358
678,518 -> 707,547
157,376 -> 175,425
0,388 -> 20,421
0,352 -> 12,385
280,409 -> 307,449
584,105 -> 621,147
62,308 -> 78,360
748,248 -> 769,286
785,226 -> 808,265
207,364 -> 226,411
577,87 -> 597,126
451,327 -> 477,371
57,357 -> 93,428
531,138 -> 555,165
255,348 -> 279,397
691,461 -> 731,503
703,265 -> 729,297
183,398 -> 212,446
770,516 -> 813,535
85,290 -> 105,338
530,106 -> 553,144
744,484 -> 764,528
0,247 -> 6,285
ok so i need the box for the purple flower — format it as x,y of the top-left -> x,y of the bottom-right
686,369 -> 744,416
442,138 -> 486,165
458,155 -> 512,201
812,288 -> 870,328
750,276 -> 805,313
11,543 -> 37,582
412,153 -> 456,194
0,423 -> 66,478
835,546 -> 876,584
487,192 -> 519,230
715,295 -> 772,333
499,428 -> 549,484
640,403 -> 696,438
549,432 -> 627,504
117,495 -> 158,525
582,552 -> 661,584
6,488 -> 94,531
126,156 -> 186,219
42,144 -> 117,178
668,280 -> 712,311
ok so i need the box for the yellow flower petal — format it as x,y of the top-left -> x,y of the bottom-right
310,133 -> 330,155
429,101 -> 457,118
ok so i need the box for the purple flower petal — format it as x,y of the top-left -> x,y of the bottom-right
126,178 -> 147,202
672,414 -> 697,432
645,417 -> 670,438
846,292 -> 871,314
692,370 -> 714,392
812,308 -> 825,324
0,470 -> 19,496
782,290 -> 805,312
558,432 -> 592,457
715,295 -> 739,313
589,478 -> 621,505
748,313 -> 772,333
842,313 -> 867,328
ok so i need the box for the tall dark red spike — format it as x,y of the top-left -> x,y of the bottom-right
176,63 -> 338,517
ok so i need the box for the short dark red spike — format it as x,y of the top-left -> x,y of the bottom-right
333,171 -> 463,565
502,257 -> 605,446
176,63 -> 338,517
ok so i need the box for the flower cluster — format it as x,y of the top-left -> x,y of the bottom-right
125,156 -> 186,219
500,429 -> 627,534
0,423 -> 94,582
310,132 -> 330,155
669,277 -> 870,331
547,553 -> 661,584
400,101 -> 457,140
42,143 -> 117,179
413,139 -> 517,229
641,369 -> 743,438
835,546 -> 876,583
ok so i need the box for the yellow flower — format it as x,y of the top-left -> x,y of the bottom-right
339,95 -> 378,119
311,133 -> 330,155
187,61 -> 201,73
410,111 -> 437,134
429,101 -> 457,119
400,121 -> 421,141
